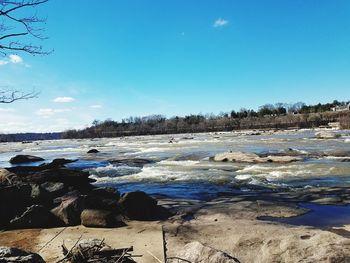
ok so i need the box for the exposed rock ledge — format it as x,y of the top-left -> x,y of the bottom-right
212,151 -> 303,163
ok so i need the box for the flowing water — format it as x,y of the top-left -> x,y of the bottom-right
1,129 -> 350,200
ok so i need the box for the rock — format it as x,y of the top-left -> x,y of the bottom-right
46,158 -> 77,168
80,209 -> 125,228
0,168 -> 19,185
28,168 -> 95,190
0,247 -> 45,263
118,191 -> 158,220
213,152 -> 261,163
213,151 -> 302,163
312,197 -> 343,205
51,195 -> 84,226
40,182 -> 66,197
87,149 -> 99,153
176,241 -> 240,263
84,188 -> 120,212
10,205 -> 58,229
110,158 -> 155,168
9,155 -> 44,164
29,184 -> 50,205
265,155 -> 303,163
315,131 -> 341,139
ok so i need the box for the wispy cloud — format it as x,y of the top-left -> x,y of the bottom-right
0,108 -> 16,112
53,96 -> 75,103
90,104 -> 102,109
0,54 -> 24,66
213,18 -> 228,28
36,108 -> 71,117
9,54 -> 23,63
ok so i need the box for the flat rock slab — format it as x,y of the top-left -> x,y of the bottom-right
0,222 -> 165,263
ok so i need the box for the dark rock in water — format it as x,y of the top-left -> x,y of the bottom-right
9,155 -> 44,164
0,246 -> 45,263
28,168 -> 95,189
80,209 -> 125,228
110,158 -> 155,168
51,195 -> 84,226
87,149 -> 99,154
46,158 -> 77,168
119,191 -> 170,220
10,205 -> 59,229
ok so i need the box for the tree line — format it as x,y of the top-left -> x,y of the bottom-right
62,100 -> 350,139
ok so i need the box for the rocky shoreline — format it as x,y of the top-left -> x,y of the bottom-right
1,137 -> 350,262
0,155 -> 171,231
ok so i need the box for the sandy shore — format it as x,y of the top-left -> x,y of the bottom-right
1,196 -> 350,262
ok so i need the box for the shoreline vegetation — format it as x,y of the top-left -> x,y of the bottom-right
1,101 -> 349,142
60,100 -> 350,139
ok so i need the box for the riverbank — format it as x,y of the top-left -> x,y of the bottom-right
1,194 -> 350,262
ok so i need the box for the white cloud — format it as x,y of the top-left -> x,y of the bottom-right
36,108 -> 71,117
9,54 -> 23,63
213,18 -> 228,28
0,54 -> 24,66
53,96 -> 75,103
0,108 -> 16,112
90,104 -> 102,109
0,60 -> 9,66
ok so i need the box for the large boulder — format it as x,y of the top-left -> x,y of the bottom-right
9,155 -> 44,164
51,195 -> 84,226
118,191 -> 159,220
84,188 -> 120,212
176,241 -> 240,263
80,209 -> 125,228
0,247 -> 45,263
9,205 -> 58,229
315,131 -> 341,139
213,151 -> 302,163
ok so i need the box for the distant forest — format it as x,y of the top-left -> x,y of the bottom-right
62,100 -> 350,139
0,133 -> 61,143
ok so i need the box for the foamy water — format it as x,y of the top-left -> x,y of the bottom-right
1,129 -> 350,199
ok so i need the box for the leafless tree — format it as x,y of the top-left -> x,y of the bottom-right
0,0 -> 48,103
0,0 -> 49,56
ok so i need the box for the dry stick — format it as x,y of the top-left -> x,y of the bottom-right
38,227 -> 67,253
147,250 -> 163,263
56,234 -> 83,263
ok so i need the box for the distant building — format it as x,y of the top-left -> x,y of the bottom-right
331,103 -> 350,112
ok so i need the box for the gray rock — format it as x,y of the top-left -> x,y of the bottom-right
0,246 -> 45,263
80,209 -> 125,228
51,196 -> 84,225
9,155 -> 44,164
176,241 -> 240,263
40,182 -> 66,196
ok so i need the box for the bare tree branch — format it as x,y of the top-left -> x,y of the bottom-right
0,0 -> 50,56
0,88 -> 39,103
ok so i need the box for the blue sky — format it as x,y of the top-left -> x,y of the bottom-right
0,0 -> 349,132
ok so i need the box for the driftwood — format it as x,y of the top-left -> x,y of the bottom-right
57,238 -> 140,263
